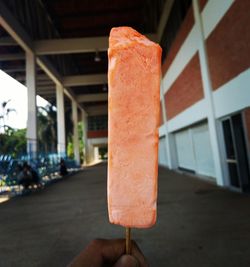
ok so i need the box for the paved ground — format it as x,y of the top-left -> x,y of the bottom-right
0,163 -> 250,267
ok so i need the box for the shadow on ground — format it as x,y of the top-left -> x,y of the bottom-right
0,163 -> 250,267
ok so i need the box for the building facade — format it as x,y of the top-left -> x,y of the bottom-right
86,114 -> 108,163
159,0 -> 250,192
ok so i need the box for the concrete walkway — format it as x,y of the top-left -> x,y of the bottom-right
0,163 -> 250,267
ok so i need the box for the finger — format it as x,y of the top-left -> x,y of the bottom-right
130,241 -> 149,267
69,239 -> 126,267
100,239 -> 126,263
113,255 -> 139,267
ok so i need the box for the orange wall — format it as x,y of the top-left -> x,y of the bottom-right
161,3 -> 205,120
199,0 -> 208,10
206,0 -> 250,90
162,5 -> 194,76
162,0 -> 249,120
88,130 -> 108,138
164,53 -> 204,120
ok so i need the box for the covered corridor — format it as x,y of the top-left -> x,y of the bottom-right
1,0 -> 250,189
0,163 -> 250,267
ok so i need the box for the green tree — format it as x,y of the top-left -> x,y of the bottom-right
37,104 -> 57,153
65,106 -> 73,147
37,104 -> 74,156
65,106 -> 74,158
0,128 -> 26,157
67,122 -> 85,163
78,122 -> 85,163
67,141 -> 74,159
0,99 -> 26,157
0,99 -> 16,133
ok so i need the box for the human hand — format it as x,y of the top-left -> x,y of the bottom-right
68,239 -> 148,267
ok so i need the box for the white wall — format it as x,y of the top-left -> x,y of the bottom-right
159,0 -> 243,185
213,69 -> 250,119
162,0 -> 234,95
174,122 -> 215,178
159,136 -> 168,167
175,129 -> 196,171
192,123 -> 215,177
87,137 -> 108,164
168,99 -> 207,133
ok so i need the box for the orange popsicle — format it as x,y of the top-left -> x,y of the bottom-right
108,27 -> 162,228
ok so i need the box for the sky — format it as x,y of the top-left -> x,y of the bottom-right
0,70 -> 49,131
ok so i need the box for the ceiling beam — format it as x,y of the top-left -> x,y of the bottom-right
0,53 -> 25,61
2,67 -> 25,73
37,83 -> 54,87
157,0 -> 174,42
37,90 -> 55,95
37,93 -> 55,96
0,2 -> 84,112
63,74 -> 107,87
85,104 -> 108,116
0,1 -> 33,54
36,56 -> 62,85
0,1 -> 60,86
34,33 -> 157,55
37,87 -> 54,91
0,36 -> 17,46
77,93 -> 107,103
15,74 -> 50,81
14,78 -> 54,87
35,36 -> 108,55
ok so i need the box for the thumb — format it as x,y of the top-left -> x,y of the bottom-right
113,255 -> 139,267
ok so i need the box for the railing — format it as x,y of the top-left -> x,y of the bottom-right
0,153 -> 80,196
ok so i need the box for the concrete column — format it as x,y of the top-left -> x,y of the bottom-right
26,51 -> 37,159
56,84 -> 66,157
94,146 -> 99,162
160,83 -> 178,169
87,141 -> 95,164
193,0 -> 224,186
72,101 -> 80,165
82,111 -> 89,165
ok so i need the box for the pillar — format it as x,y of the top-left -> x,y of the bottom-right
72,101 -> 80,165
82,110 -> 89,165
94,146 -> 99,162
193,0 -> 224,185
160,84 -> 178,169
56,84 -> 66,157
26,51 -> 37,159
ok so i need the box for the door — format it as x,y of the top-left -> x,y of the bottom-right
175,129 -> 195,171
222,113 -> 250,191
159,136 -> 168,167
192,123 -> 215,177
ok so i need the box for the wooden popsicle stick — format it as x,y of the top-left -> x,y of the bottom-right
125,227 -> 131,254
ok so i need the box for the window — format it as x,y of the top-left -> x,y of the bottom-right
160,0 -> 192,60
88,115 -> 108,131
